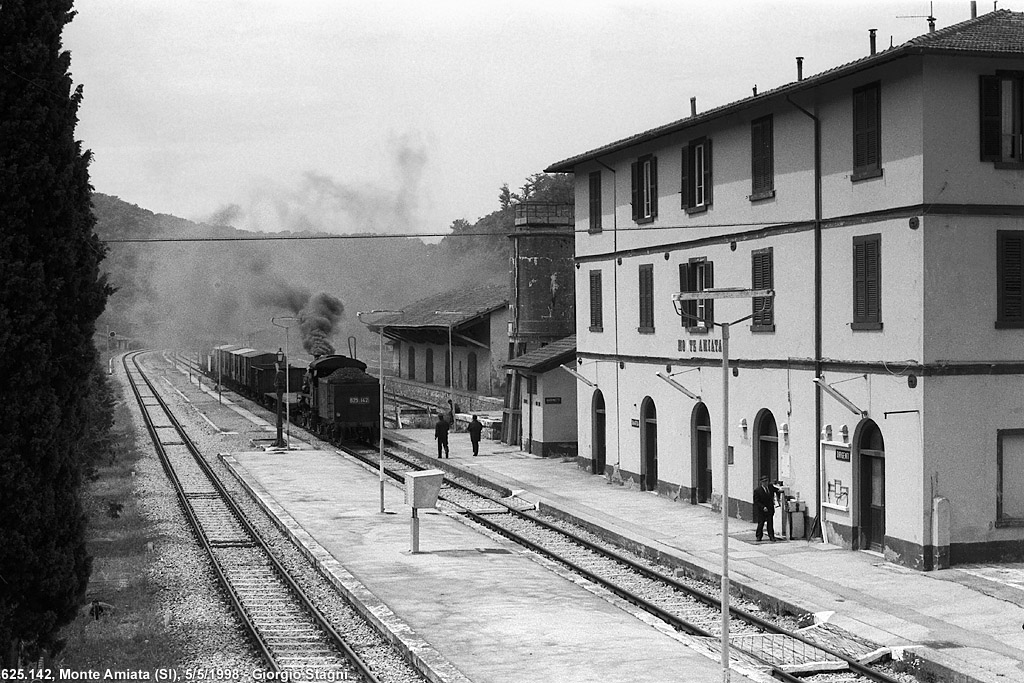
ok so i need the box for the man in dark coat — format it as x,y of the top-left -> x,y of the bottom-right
434,414 -> 450,458
467,415 -> 483,456
753,475 -> 779,541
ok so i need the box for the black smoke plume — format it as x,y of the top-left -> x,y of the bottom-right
299,292 -> 344,357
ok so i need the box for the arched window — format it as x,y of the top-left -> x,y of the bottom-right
425,348 -> 434,384
467,352 -> 478,392
407,346 -> 416,380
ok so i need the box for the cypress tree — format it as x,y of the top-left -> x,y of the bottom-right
0,0 -> 111,664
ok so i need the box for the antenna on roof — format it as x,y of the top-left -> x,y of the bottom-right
897,1 -> 936,32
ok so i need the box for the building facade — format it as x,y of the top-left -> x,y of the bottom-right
546,11 -> 1024,569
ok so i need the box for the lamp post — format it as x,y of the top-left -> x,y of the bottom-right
357,309 -> 402,513
272,316 -> 299,449
433,311 -> 465,424
672,286 -> 773,683
274,347 -> 285,448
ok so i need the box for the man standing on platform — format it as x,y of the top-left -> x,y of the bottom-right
434,413 -> 450,458
467,415 -> 483,456
754,475 -> 779,542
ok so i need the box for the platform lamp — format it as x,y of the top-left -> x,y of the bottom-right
272,316 -> 299,449
274,347 -> 286,448
357,309 -> 402,513
671,286 -> 773,683
433,310 -> 466,425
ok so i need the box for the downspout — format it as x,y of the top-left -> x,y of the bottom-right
787,95 -> 823,538
596,159 -> 621,474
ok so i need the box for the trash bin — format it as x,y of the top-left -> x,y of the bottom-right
405,469 -> 445,509
786,499 -> 806,540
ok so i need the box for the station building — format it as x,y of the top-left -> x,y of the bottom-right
545,11 -> 1024,569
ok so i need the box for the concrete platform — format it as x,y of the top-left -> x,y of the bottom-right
224,449 -> 761,683
385,428 -> 1024,683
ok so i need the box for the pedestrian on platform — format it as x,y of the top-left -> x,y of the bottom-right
434,414 -> 450,458
754,475 -> 779,542
467,415 -> 483,456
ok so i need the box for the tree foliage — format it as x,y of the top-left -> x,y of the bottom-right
0,0 -> 111,664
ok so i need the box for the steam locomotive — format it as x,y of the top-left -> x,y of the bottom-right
201,344 -> 379,443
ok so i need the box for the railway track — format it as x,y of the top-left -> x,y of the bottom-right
342,442 -> 913,683
124,351 -> 382,681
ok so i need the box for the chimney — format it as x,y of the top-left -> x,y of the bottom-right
869,28 -> 877,55
971,1 -> 977,18
690,96 -> 697,116
752,85 -> 758,96
796,57 -> 804,81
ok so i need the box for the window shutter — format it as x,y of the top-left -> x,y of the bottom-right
589,172 -> 602,231
703,138 -> 713,206
999,232 -> 1024,323
752,248 -> 773,327
864,238 -> 880,322
980,75 -> 1003,162
853,235 -> 881,325
678,263 -> 691,326
649,156 -> 659,218
752,117 -> 773,194
704,260 -> 714,325
639,265 -> 654,329
680,146 -> 690,209
589,270 -> 603,328
630,161 -> 639,220
853,85 -> 880,173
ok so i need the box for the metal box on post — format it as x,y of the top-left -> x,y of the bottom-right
405,470 -> 445,508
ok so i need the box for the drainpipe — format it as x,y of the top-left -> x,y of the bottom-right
596,159 -> 620,474
787,94 -> 823,538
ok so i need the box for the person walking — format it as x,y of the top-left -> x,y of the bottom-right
467,415 -> 483,456
434,414 -> 450,458
754,475 -> 779,542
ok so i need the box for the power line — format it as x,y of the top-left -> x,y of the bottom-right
99,220 -> 810,245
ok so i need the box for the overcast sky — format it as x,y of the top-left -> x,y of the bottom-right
64,1 -> 1007,236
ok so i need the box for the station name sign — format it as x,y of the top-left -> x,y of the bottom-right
678,338 -> 723,353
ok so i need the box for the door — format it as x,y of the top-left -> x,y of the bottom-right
694,403 -> 712,503
592,390 -> 606,475
858,421 -> 885,552
641,398 -> 658,492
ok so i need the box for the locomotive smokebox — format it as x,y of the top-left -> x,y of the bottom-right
509,202 -> 575,357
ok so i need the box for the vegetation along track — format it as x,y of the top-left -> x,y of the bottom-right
125,351 -> 388,682
343,441 -> 917,683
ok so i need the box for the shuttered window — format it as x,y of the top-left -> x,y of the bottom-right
852,234 -> 882,330
980,73 -> 1024,164
588,171 -> 602,232
997,231 -> 1024,328
852,83 -> 882,181
630,155 -> 658,224
681,137 -> 713,212
589,270 -> 603,331
751,116 -> 774,199
639,264 -> 654,332
751,247 -> 775,331
678,259 -> 714,328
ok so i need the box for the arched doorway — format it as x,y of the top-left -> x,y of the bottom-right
425,348 -> 434,384
857,420 -> 886,552
592,390 -> 606,475
692,403 -> 712,504
755,409 -> 779,483
407,346 -> 416,380
641,397 -> 658,492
